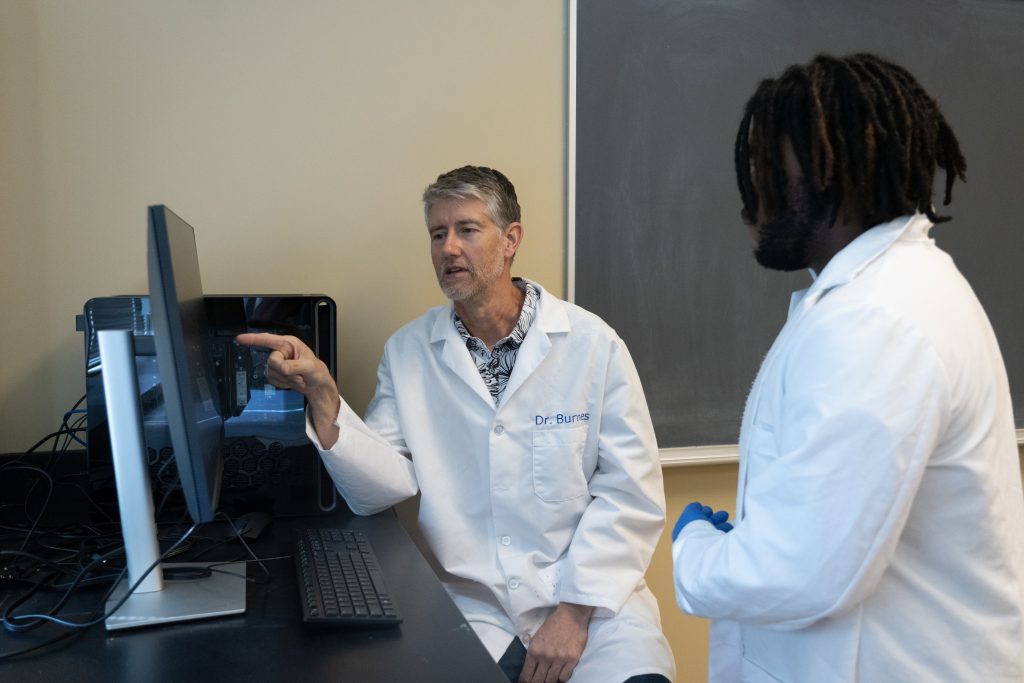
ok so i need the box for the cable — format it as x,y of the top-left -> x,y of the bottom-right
60,409 -> 88,449
1,523 -> 200,632
0,626 -> 84,662
0,464 -> 55,552
0,550 -> 83,579
61,482 -> 117,526
218,512 -> 271,579
153,473 -> 182,519
0,396 -> 294,659
3,395 -> 89,541
176,513 -> 284,584
1,542 -> 128,633
208,555 -> 290,585
162,565 -> 212,580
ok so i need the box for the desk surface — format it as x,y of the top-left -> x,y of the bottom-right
0,509 -> 507,682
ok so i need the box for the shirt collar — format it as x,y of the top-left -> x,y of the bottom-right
789,213 -> 932,317
453,278 -> 539,351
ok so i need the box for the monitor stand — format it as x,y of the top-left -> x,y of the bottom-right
98,330 -> 246,631
103,563 -> 246,631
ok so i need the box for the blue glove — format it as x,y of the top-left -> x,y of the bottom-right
709,510 -> 734,533
672,501 -> 734,541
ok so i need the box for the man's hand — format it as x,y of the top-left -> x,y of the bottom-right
672,501 -> 733,541
235,333 -> 341,448
520,602 -> 593,683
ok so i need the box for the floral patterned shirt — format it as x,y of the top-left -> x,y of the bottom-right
453,279 -> 539,405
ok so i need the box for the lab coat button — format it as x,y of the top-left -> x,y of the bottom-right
508,579 -> 520,589
493,424 -> 505,435
500,535 -> 511,546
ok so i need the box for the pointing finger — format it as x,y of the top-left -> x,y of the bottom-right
235,332 -> 292,354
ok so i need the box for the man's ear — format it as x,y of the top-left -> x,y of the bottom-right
504,222 -> 524,259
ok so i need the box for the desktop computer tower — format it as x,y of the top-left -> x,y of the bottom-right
78,294 -> 339,518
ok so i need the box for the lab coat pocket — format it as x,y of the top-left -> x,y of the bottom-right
532,427 -> 589,502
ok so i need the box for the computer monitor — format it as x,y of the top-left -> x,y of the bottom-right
147,204 -> 224,522
97,205 -> 245,630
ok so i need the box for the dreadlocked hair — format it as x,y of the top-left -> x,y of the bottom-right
735,53 -> 967,228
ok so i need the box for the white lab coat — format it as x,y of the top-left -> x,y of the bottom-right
673,214 -> 1024,682
309,281 -> 675,681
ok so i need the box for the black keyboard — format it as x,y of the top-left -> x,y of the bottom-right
294,527 -> 401,626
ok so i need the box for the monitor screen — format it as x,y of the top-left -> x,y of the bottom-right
147,205 -> 224,523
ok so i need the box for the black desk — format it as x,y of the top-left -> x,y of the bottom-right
0,509 -> 507,682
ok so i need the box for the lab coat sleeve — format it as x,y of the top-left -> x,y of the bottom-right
306,346 -> 419,515
673,304 -> 951,628
559,336 -> 666,614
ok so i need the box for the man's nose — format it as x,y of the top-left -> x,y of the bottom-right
440,230 -> 462,255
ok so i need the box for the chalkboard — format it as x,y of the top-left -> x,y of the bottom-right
573,0 -> 1024,449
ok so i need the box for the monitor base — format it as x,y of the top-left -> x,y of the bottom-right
105,561 -> 247,631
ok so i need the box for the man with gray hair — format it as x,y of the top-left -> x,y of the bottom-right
238,166 -> 674,683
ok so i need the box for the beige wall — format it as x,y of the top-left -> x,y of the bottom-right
0,1 -> 566,452
2,4 -> 1021,683
645,464 -> 737,681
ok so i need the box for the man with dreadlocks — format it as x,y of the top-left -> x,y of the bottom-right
671,53 -> 1024,682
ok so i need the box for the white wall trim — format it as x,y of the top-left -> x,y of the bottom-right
660,445 -> 738,467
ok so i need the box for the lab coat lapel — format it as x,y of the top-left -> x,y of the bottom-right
735,214 -> 927,517
735,291 -> 806,519
430,306 -> 494,409
497,283 -> 568,409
